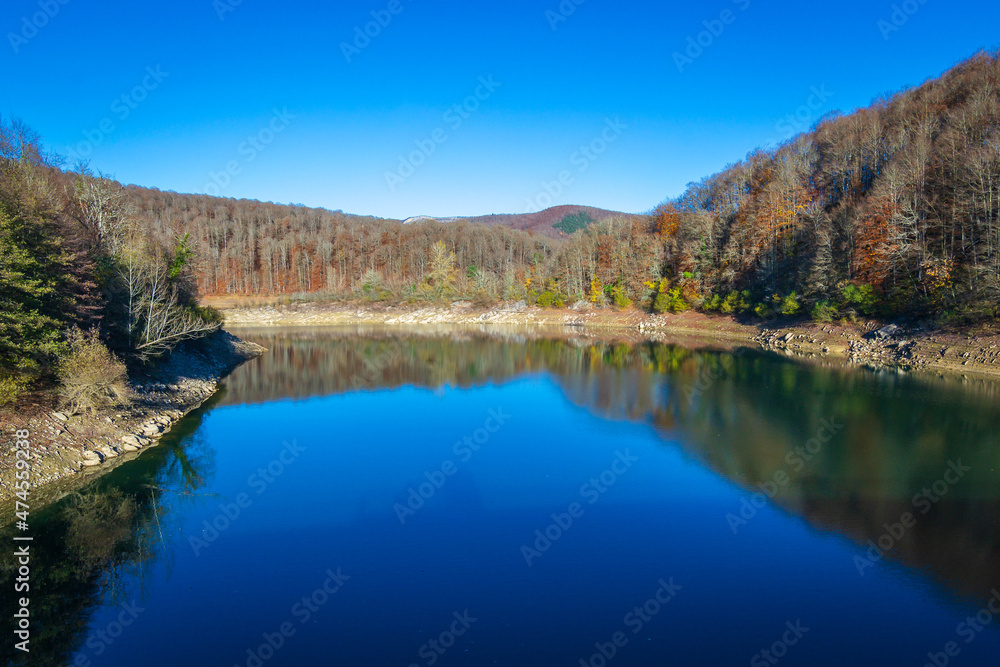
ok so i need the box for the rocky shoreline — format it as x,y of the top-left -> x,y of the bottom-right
6,302 -> 998,514
0,331 -> 265,512
220,300 -> 1000,379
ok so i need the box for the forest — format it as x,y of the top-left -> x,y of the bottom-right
118,51 -> 1000,324
0,119 -> 221,406
2,50 -> 999,403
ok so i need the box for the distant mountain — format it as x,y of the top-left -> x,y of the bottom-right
402,205 -> 631,238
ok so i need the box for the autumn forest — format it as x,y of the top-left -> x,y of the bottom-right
3,50 -> 1000,400
127,51 -> 1000,323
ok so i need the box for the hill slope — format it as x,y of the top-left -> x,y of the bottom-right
403,205 -> 629,239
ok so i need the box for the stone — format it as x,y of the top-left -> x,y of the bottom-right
142,423 -> 164,437
121,435 -> 143,448
873,324 -> 901,340
52,412 -> 68,422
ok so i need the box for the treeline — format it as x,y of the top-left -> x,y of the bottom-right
5,48 -> 998,390
0,118 -> 220,407
115,52 -> 1000,324
651,50 -> 1000,322
125,186 -> 557,299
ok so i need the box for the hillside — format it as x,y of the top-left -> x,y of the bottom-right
115,49 -> 1000,322
649,50 -> 1000,323
403,205 -> 629,239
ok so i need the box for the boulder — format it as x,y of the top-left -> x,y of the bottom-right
81,450 -> 103,466
872,324 -> 901,340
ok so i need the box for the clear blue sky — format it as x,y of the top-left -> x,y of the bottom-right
2,0 -> 998,219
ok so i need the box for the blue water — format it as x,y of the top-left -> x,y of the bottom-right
4,331 -> 1000,666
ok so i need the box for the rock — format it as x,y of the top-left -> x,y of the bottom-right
154,415 -> 173,426
784,333 -> 795,342
141,423 -> 164,437
569,301 -> 590,312
873,324 -> 901,340
122,442 -> 141,452
81,450 -> 103,466
121,435 -> 144,448
52,412 -> 68,422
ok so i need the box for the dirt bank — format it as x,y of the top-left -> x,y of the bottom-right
0,331 -> 264,512
218,300 -> 1000,380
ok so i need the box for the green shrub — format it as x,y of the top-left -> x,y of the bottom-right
654,287 -> 690,313
0,373 -> 29,407
536,291 -> 565,308
811,300 -> 838,322
605,282 -> 632,309
719,291 -> 751,314
191,305 -> 224,325
780,292 -> 802,316
839,284 -> 879,317
754,302 -> 774,319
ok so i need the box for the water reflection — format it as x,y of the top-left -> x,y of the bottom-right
0,398 -> 219,667
221,329 -> 1000,604
2,328 -> 999,665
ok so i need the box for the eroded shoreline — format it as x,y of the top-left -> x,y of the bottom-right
0,331 -> 265,513
220,301 -> 1000,380
6,303 -> 999,514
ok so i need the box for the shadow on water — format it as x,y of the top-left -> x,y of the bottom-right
3,328 -> 999,664
0,392 -> 224,667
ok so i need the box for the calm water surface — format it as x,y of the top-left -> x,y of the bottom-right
3,328 -> 1000,666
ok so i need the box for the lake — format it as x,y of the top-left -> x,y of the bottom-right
3,328 -> 1000,666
